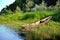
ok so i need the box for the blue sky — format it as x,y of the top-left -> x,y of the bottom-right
0,0 -> 15,11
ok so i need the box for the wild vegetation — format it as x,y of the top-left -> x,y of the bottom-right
0,0 -> 60,40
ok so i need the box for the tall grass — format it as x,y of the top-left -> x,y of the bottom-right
25,21 -> 60,40
52,9 -> 60,22
0,9 -> 60,40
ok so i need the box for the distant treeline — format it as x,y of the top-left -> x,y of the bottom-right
0,0 -> 60,13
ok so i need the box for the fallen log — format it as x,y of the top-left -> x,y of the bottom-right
21,16 -> 52,31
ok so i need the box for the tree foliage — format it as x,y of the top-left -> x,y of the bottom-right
0,0 -> 59,13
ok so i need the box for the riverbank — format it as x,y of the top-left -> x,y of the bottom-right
0,10 -> 60,40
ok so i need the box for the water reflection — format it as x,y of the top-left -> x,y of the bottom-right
0,25 -> 24,40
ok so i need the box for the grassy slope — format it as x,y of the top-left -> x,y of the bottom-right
0,10 -> 55,24
0,9 -> 60,40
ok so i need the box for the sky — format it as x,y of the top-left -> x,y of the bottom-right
0,0 -> 15,11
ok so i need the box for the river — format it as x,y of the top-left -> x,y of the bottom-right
0,25 -> 24,40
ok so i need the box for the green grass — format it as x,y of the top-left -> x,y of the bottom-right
0,9 -> 60,40
25,20 -> 60,40
0,10 -> 54,24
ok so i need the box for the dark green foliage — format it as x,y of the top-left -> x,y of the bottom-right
45,0 -> 58,7
0,8 -> 7,15
5,0 -> 26,12
52,9 -> 60,22
33,0 -> 42,5
16,0 -> 26,12
0,0 -> 58,13
19,13 -> 35,20
6,1 -> 17,12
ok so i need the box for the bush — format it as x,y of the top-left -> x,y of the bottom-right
52,9 -> 60,22
19,13 -> 35,20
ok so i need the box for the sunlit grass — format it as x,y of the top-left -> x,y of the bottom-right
0,9 -> 60,40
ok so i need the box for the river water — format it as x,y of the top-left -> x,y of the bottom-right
0,25 -> 24,40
